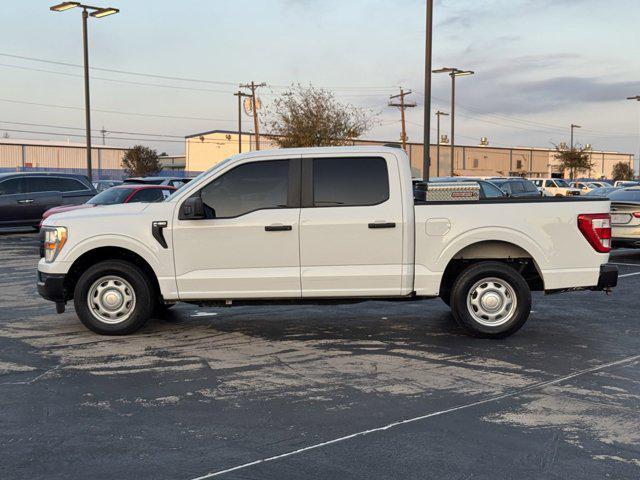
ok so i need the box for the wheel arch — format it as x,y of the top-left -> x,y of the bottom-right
64,246 -> 161,301
439,240 -> 545,295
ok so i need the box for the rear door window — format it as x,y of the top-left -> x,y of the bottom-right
312,157 -> 389,207
511,181 -> 526,194
27,177 -> 87,192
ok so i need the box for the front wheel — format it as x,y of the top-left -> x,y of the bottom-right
450,261 -> 531,338
74,260 -> 155,335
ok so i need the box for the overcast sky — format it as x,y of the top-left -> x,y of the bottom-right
2,0 -> 639,159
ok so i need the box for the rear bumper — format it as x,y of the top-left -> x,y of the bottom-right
593,263 -> 618,290
36,269 -> 68,303
612,237 -> 640,249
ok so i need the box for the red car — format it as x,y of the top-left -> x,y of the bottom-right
40,184 -> 176,228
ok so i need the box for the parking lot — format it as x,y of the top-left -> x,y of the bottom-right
1,230 -> 639,479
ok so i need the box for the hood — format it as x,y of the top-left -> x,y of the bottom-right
43,202 -> 151,226
43,203 -> 95,219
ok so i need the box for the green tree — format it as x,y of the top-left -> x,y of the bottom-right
265,84 -> 375,148
121,145 -> 162,177
611,161 -> 634,181
554,146 -> 594,179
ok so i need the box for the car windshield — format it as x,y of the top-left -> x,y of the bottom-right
608,188 -> 640,202
555,179 -> 570,187
87,187 -> 134,205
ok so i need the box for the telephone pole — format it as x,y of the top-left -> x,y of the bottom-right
570,123 -> 581,149
234,90 -> 251,154
388,88 -> 417,151
100,126 -> 106,145
240,81 -> 266,150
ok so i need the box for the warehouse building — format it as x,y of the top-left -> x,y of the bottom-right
185,130 -> 635,179
0,138 -> 128,179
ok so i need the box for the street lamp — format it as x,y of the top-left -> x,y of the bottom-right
629,96 -> 640,175
433,67 -> 474,176
435,110 -> 449,177
570,123 -> 581,149
50,2 -> 119,181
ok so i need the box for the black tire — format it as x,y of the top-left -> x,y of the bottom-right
450,261 -> 531,338
73,259 -> 155,335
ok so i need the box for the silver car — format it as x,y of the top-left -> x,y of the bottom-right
609,187 -> 640,248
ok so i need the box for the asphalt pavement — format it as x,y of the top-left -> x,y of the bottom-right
1,230 -> 639,479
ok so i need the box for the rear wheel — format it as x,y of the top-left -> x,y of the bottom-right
450,261 -> 531,338
74,260 -> 155,335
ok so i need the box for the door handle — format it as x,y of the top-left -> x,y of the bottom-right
17,199 -> 34,204
368,222 -> 396,229
265,224 -> 292,232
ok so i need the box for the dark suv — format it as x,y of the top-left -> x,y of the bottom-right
489,178 -> 541,198
0,172 -> 96,229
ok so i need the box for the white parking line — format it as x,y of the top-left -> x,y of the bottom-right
190,353 -> 640,479
619,271 -> 640,278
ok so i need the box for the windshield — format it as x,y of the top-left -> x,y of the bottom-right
555,179 -> 570,187
165,157 -> 235,201
87,187 -> 134,205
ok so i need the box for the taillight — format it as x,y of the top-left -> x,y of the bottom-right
578,213 -> 611,253
633,212 -> 640,218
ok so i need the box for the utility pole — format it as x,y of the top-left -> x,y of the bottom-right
570,123 -> 581,149
240,81 -> 266,150
100,126 -> 106,145
435,110 -> 449,177
423,0 -> 433,181
628,96 -> 640,176
234,90 -> 251,154
388,88 -> 417,151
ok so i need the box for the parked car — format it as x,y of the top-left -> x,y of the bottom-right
123,176 -> 191,189
529,178 -> 581,196
614,180 -> 640,188
585,187 -> 620,197
39,184 -> 176,228
570,181 -> 602,193
0,172 -> 96,229
490,178 -> 541,198
38,146 -> 617,339
607,187 -> 640,248
93,179 -> 123,192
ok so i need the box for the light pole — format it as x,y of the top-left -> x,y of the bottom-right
433,67 -> 474,176
629,96 -> 640,176
435,110 -> 449,177
423,0 -> 433,182
50,2 -> 119,181
570,123 -> 581,150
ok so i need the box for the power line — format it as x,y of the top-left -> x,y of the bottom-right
0,52 -> 397,92
0,97 -> 235,122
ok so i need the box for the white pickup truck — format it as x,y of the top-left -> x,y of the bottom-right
37,146 -> 617,338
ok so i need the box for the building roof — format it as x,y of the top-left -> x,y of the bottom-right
0,138 -> 128,150
183,130 -> 632,156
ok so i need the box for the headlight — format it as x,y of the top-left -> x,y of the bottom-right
43,226 -> 68,263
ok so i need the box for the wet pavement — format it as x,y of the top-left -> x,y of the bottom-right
1,230 -> 639,479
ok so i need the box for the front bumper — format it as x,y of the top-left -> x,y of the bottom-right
37,269 -> 68,303
593,263 -> 618,290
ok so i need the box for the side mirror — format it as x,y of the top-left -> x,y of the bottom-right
179,196 -> 205,220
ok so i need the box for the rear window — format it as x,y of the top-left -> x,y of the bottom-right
129,188 -> 168,203
313,157 -> 389,207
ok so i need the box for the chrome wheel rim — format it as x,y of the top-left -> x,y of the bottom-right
466,277 -> 517,327
87,275 -> 136,324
